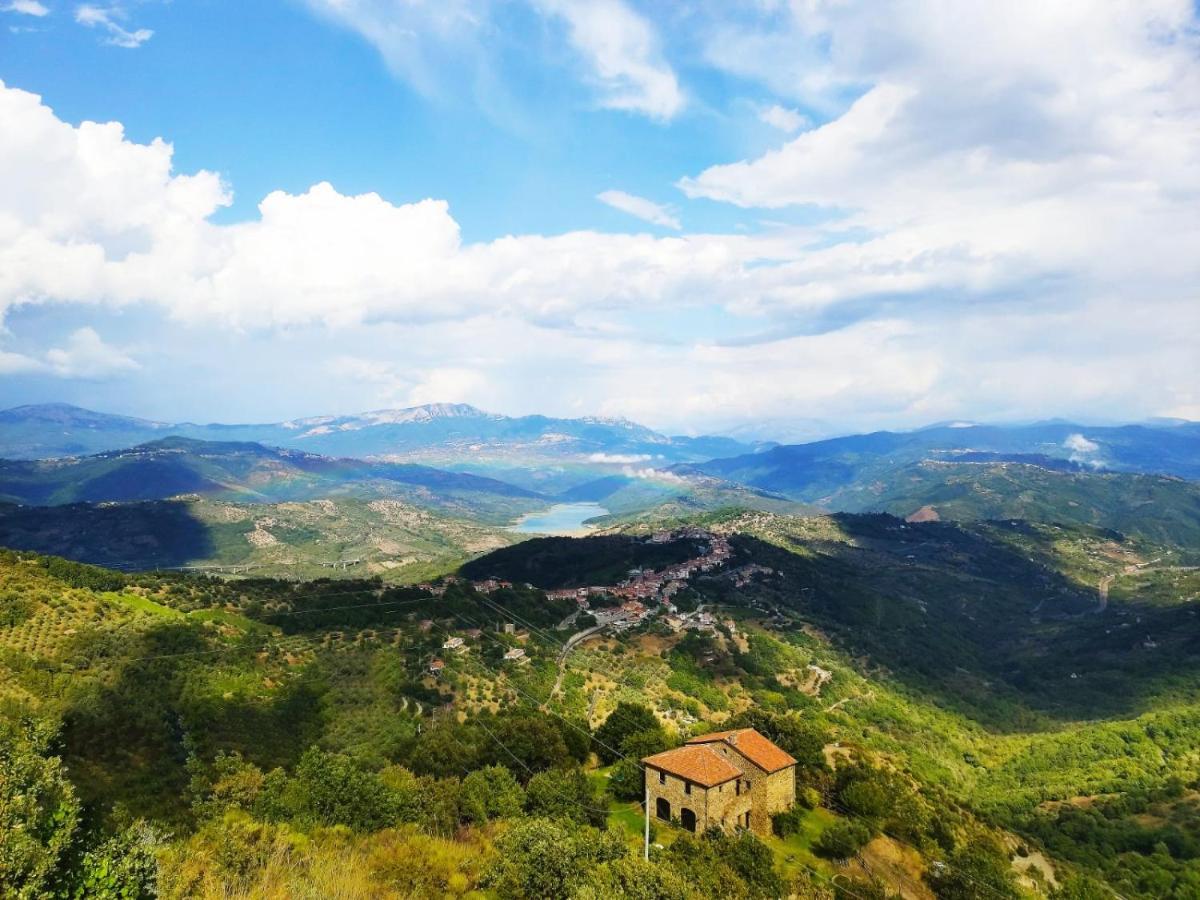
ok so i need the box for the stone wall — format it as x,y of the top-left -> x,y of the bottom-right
644,768 -> 754,834
696,741 -> 798,836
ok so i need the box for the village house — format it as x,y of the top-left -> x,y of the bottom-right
428,658 -> 445,675
502,647 -> 527,663
441,636 -> 465,652
641,728 -> 796,837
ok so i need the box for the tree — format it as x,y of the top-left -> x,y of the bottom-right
719,830 -> 786,898
525,768 -> 607,827
0,719 -> 80,899
1052,875 -> 1117,900
929,839 -> 1020,900
485,819 -> 625,899
66,821 -> 161,900
594,702 -> 661,764
490,712 -> 572,773
573,855 -> 691,900
815,820 -> 871,860
460,765 -> 525,825
608,758 -> 645,802
291,747 -> 398,830
619,727 -> 670,760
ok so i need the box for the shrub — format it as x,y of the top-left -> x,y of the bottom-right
814,820 -> 871,860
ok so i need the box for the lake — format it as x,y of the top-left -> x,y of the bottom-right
510,502 -> 609,536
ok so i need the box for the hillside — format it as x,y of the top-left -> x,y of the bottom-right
0,496 -> 517,581
680,421 -> 1200,494
0,437 -> 546,523
834,460 -> 1200,550
4,510 -> 1199,898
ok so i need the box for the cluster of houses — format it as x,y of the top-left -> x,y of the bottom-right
420,528 -> 739,675
545,529 -> 733,623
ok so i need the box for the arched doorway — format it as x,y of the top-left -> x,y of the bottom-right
680,808 -> 697,832
656,797 -> 671,821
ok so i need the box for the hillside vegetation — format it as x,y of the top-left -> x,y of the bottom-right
3,505 -> 1198,897
0,497 -> 517,581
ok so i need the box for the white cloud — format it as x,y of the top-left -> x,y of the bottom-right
0,327 -> 138,379
596,190 -> 681,229
620,465 -> 688,484
300,0 -> 484,98
532,0 -> 684,119
45,326 -> 139,377
1,12 -> 1198,439
4,1 -> 49,16
75,4 -> 152,47
758,104 -> 807,133
588,452 -> 651,464
301,0 -> 682,120
1064,433 -> 1104,469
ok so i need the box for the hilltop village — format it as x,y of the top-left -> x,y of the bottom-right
418,529 -> 757,674
429,528 -> 737,627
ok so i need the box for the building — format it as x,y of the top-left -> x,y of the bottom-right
442,637 -> 465,652
503,647 -> 527,663
429,658 -> 445,675
641,728 -> 796,836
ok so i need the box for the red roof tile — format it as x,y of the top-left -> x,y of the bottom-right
686,728 -> 797,773
642,745 -> 741,788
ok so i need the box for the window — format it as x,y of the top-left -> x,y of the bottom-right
684,782 -> 692,795
659,771 -> 666,785
735,780 -> 741,796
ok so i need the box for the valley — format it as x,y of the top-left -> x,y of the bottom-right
1,405 -> 1198,899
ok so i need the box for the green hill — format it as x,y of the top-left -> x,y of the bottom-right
0,496 -> 518,581
4,509 -> 1200,898
833,460 -> 1200,550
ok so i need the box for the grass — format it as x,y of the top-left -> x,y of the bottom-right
107,591 -> 183,618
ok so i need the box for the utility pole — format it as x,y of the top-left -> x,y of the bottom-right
643,775 -> 650,861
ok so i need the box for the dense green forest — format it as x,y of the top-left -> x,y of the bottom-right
2,508 -> 1198,898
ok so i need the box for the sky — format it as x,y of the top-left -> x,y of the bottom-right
0,0 -> 1197,440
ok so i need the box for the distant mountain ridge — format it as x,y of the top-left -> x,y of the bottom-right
677,420 -> 1200,496
0,436 -> 546,524
0,402 -> 764,464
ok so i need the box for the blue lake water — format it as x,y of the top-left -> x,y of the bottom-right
510,502 -> 608,535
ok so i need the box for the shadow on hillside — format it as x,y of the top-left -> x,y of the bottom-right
723,515 -> 1200,729
61,620 -> 325,823
0,500 -> 215,571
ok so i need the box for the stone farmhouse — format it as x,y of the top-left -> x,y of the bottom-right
641,728 -> 796,837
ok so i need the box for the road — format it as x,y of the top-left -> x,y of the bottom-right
547,623 -> 607,704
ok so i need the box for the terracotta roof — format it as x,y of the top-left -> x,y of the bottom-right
686,728 -> 797,773
642,745 -> 741,788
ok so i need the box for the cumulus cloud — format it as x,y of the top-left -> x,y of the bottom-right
0,327 -> 138,379
596,190 -> 681,229
75,4 -> 153,47
2,0 -> 1199,443
4,1 -> 49,16
758,104 -> 807,133
682,2 -> 1200,311
1064,433 -> 1105,469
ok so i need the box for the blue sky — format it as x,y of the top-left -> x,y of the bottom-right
1,1 -> 1197,437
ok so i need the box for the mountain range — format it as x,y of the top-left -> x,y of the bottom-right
0,402 -> 763,466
